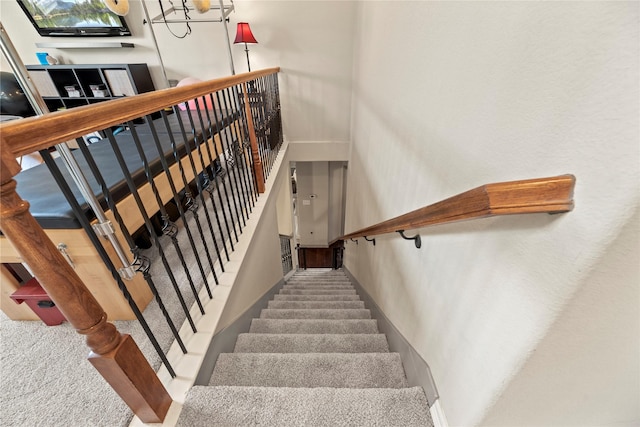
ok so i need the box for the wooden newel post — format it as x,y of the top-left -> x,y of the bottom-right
243,82 -> 266,193
0,150 -> 172,423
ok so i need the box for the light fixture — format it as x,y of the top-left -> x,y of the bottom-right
191,0 -> 210,13
103,0 -> 129,16
234,22 -> 258,72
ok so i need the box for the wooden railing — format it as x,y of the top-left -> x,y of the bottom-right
341,175 -> 576,241
0,68 -> 280,422
1,68 -> 280,158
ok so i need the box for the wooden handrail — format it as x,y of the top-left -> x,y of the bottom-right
341,175 -> 576,240
0,149 -> 171,421
0,69 -> 283,422
0,68 -> 283,422
0,67 -> 280,157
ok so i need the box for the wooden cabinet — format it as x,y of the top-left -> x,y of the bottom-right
26,63 -> 155,112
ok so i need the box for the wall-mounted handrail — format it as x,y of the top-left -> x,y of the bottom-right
341,175 -> 575,241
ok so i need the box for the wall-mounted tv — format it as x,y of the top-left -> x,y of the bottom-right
17,0 -> 132,37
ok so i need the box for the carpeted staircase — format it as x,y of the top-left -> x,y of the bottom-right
177,269 -> 433,426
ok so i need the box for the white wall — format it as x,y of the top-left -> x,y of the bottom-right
296,161 -> 329,246
215,146 -> 290,333
0,0 -> 356,141
481,206 -> 640,426
327,161 -> 346,242
345,2 -> 639,426
295,160 -> 347,246
275,164 -> 293,237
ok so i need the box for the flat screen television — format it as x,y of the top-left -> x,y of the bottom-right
17,0 -> 132,37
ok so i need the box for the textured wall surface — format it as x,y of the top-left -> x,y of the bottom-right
344,2 -> 639,426
481,206 -> 640,426
215,150 -> 289,332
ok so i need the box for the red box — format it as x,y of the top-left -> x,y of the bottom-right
10,278 -> 66,326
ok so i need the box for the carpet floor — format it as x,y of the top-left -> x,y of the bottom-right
0,180 -> 240,427
177,269 -> 433,426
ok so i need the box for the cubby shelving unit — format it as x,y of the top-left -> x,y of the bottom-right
26,63 -> 155,112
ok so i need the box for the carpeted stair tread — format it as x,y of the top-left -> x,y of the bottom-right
267,300 -> 365,309
249,319 -> 379,334
289,274 -> 349,278
209,353 -> 408,388
274,294 -> 361,301
291,270 -> 348,278
178,386 -> 432,427
285,280 -> 353,285
282,284 -> 355,290
279,289 -> 356,295
234,333 -> 389,353
260,308 -> 371,319
287,280 -> 351,284
179,269 -> 432,426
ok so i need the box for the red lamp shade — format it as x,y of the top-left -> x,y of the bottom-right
234,22 -> 258,44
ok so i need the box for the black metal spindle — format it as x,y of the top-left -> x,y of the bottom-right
267,75 -> 280,172
225,87 -> 257,208
235,85 -> 261,198
222,87 -> 251,221
267,77 -> 277,174
104,128 -> 203,326
251,78 -> 264,173
247,85 -> 267,180
254,76 -> 270,175
188,103 -> 238,242
217,88 -> 249,223
230,85 -> 257,211
125,123 -> 207,314
40,149 -> 178,378
269,74 -> 281,166
205,97 -> 246,231
230,84 -> 258,205
280,234 -> 293,274
178,105 -> 238,252
143,116 -> 218,295
258,77 -> 272,175
195,97 -> 243,240
73,136 -> 188,354
273,74 -> 284,151
159,110 -> 226,270
171,106 -> 232,261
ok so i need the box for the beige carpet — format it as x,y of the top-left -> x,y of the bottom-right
0,190 -> 232,426
177,270 -> 433,426
0,311 -> 143,426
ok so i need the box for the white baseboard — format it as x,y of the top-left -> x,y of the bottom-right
343,267 -> 440,404
430,400 -> 449,427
